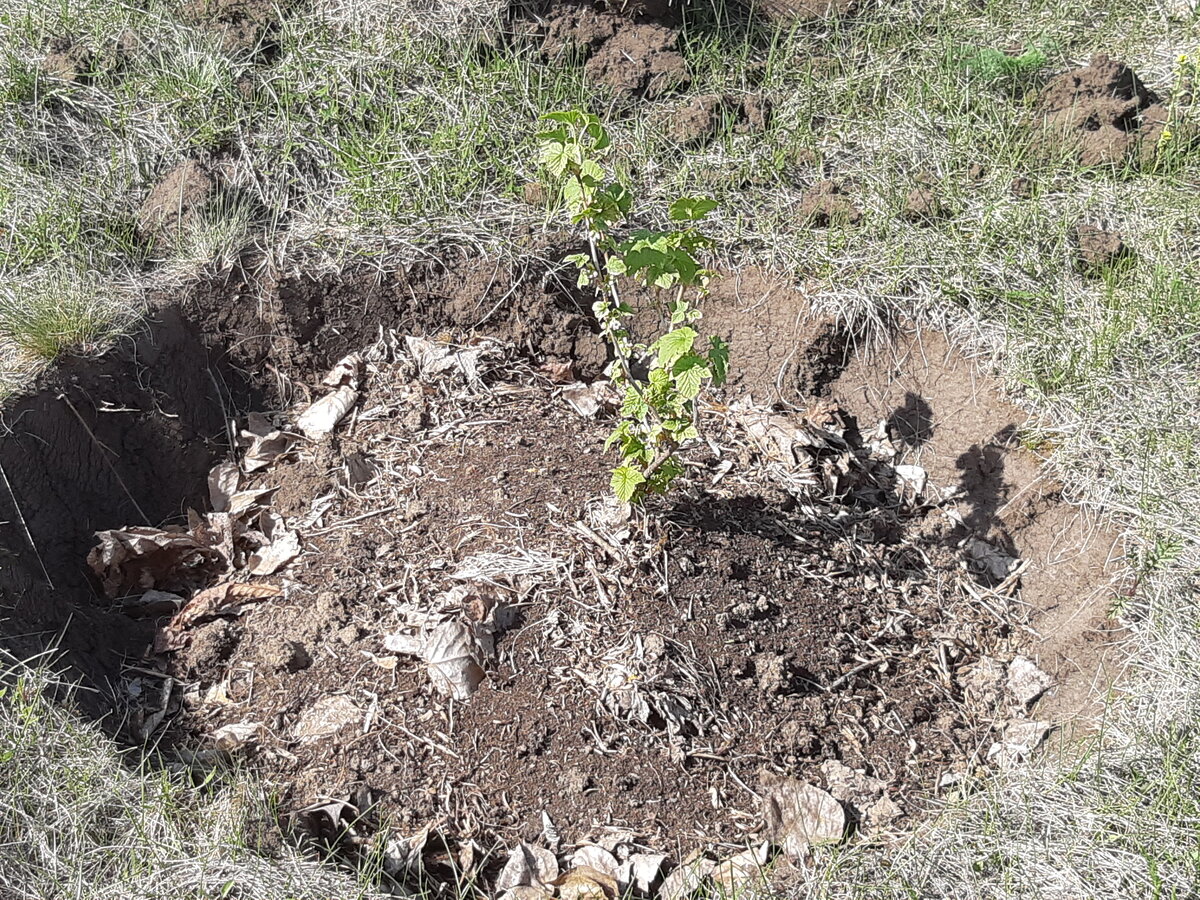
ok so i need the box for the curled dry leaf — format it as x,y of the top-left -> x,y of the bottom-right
297,385 -> 358,440
208,461 -> 240,513
89,527 -> 224,598
711,843 -> 771,895
496,842 -> 559,892
247,528 -> 301,576
119,589 -> 185,618
322,353 -> 363,389
659,856 -> 715,900
240,427 -> 294,472
761,774 -> 845,859
570,845 -> 620,883
173,582 -> 281,631
405,336 -> 485,387
553,866 -> 617,900
208,721 -> 267,751
562,381 -> 619,418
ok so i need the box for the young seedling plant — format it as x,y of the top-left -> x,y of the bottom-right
537,110 -> 729,503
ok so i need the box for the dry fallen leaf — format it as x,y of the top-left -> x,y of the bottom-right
618,853 -> 666,895
208,721 -> 266,751
761,774 -> 845,859
296,385 -> 358,440
658,856 -> 715,900
208,461 -> 240,513
711,843 -> 771,895
424,620 -> 486,700
562,381 -> 619,418
292,694 -> 362,742
89,527 -> 224,598
496,842 -> 559,892
539,359 -> 575,384
553,866 -> 617,900
241,428 -> 294,473
405,336 -> 484,387
247,528 -> 301,576
173,581 -> 281,631
322,353 -> 363,389
570,845 -> 620,883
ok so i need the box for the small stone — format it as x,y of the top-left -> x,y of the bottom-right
987,719 -> 1051,767
1007,655 -> 1052,708
761,773 -> 846,858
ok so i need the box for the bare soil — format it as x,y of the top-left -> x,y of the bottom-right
0,249 -> 1126,883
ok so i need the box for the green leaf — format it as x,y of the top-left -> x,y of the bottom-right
606,256 -> 628,276
708,336 -> 730,385
654,327 -> 697,368
540,140 -> 571,177
668,196 -> 718,222
611,465 -> 646,502
672,354 -> 707,398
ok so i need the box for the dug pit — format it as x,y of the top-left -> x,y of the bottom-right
0,251 -> 1125,895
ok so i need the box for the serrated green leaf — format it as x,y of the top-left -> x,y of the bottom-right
673,355 -> 706,398
668,196 -> 718,222
540,140 -> 570,177
611,465 -> 646,502
654,327 -> 697,368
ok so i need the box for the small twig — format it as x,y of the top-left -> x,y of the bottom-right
823,655 -> 892,693
0,459 -> 53,588
58,392 -> 151,525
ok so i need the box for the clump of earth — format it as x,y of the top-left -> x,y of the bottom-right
1034,54 -> 1167,168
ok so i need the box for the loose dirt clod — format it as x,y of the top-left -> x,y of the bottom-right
136,160 -> 218,250
664,93 -> 772,145
1074,223 -> 1132,273
1034,54 -> 1167,168
795,180 -> 863,227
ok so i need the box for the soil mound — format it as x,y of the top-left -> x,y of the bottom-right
181,0 -> 293,56
795,180 -> 862,227
524,0 -> 689,101
1073,223 -> 1132,274
1034,54 -> 1167,168
663,93 -> 771,145
136,159 -> 219,250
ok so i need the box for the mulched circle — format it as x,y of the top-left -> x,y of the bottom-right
84,330 -> 1038,893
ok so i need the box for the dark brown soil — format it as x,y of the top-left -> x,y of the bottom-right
525,0 -> 689,101
751,0 -> 856,24
41,36 -> 95,84
795,180 -> 862,227
136,159 -> 219,250
900,176 -> 948,225
1073,224 -> 1132,273
1034,54 -> 1167,169
0,249 -> 1126,882
180,0 -> 293,56
664,93 -> 772,145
